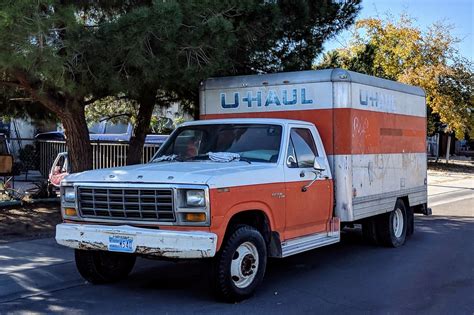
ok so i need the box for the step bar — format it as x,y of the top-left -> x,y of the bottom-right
281,218 -> 341,257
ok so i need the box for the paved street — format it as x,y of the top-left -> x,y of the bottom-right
0,173 -> 473,314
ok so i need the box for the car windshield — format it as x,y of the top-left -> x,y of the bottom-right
152,124 -> 282,163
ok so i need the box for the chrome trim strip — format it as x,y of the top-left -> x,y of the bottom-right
353,185 -> 427,205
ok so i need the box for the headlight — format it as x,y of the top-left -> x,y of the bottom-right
186,190 -> 205,207
63,187 -> 76,202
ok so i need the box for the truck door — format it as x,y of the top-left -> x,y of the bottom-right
284,126 -> 333,239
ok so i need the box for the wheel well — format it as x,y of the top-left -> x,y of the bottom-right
399,196 -> 410,208
223,210 -> 282,257
225,210 -> 272,244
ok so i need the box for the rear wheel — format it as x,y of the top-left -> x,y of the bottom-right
376,199 -> 408,247
75,249 -> 136,284
212,225 -> 267,302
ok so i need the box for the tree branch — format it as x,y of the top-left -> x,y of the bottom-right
11,68 -> 66,115
0,80 -> 22,88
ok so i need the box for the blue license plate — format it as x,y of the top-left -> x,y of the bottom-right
108,235 -> 134,253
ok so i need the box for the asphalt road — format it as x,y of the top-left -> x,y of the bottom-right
0,176 -> 473,314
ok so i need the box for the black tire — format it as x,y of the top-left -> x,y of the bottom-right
212,225 -> 267,302
75,249 -> 136,284
375,199 -> 408,247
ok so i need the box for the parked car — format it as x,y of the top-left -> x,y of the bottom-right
35,115 -> 170,144
48,152 -> 69,195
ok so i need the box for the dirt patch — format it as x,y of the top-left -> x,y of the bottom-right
0,203 -> 62,242
428,161 -> 474,175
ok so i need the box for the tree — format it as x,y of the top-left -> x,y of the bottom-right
318,14 -> 473,139
0,1 -> 98,172
1,0 -> 361,169
85,0 -> 362,164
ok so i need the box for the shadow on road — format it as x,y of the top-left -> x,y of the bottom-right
1,215 -> 473,314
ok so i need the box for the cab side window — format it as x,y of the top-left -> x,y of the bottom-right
287,128 -> 318,168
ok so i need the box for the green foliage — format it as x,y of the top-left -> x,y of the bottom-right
0,1 -> 82,93
1,0 -> 361,110
318,14 -> 473,139
0,0 -> 361,168
83,0 -> 362,108
85,96 -> 139,124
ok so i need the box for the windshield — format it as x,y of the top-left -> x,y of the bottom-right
152,124 -> 282,163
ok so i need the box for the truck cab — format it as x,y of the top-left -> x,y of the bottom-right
56,69 -> 428,302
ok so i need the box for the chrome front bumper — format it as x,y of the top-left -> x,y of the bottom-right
56,223 -> 217,259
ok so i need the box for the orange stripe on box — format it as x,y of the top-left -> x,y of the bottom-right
201,108 -> 426,155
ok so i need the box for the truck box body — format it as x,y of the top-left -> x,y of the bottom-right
200,69 -> 427,222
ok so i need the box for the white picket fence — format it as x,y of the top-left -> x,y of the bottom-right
38,140 -> 161,177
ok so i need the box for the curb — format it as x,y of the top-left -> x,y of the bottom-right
0,197 -> 59,209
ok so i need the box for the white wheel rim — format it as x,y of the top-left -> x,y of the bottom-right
393,208 -> 404,238
230,241 -> 259,289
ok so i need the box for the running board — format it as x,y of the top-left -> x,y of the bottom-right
281,232 -> 340,258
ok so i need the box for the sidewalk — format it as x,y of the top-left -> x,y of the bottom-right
427,169 -> 474,216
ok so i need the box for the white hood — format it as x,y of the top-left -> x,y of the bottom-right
64,161 -> 279,187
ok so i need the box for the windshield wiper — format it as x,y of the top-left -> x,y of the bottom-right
152,154 -> 183,163
238,157 -> 252,164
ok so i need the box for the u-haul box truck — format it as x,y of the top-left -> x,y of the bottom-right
55,69 -> 430,301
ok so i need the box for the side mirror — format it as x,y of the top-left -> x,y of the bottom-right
313,158 -> 325,172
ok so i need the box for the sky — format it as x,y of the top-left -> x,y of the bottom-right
323,0 -> 474,61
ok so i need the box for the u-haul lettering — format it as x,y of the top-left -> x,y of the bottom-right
359,89 -> 395,112
202,82 -> 334,114
220,87 -> 314,109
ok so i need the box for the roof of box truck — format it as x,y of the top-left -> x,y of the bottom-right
202,68 -> 425,97
180,118 -> 313,127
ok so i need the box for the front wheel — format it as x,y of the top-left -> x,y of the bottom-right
212,225 -> 267,302
75,249 -> 136,284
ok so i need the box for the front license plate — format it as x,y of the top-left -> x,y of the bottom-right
108,235 -> 134,253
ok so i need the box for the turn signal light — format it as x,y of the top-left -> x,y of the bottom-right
184,213 -> 206,222
65,208 -> 77,217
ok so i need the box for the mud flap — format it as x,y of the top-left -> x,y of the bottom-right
413,203 -> 432,216
329,217 -> 340,236
406,206 -> 414,237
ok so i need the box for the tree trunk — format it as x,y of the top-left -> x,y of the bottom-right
10,70 -> 93,172
127,94 -> 155,165
62,101 -> 93,172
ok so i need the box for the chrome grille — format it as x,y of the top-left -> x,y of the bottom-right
78,187 -> 175,222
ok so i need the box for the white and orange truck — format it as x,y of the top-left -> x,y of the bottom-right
56,69 -> 430,301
